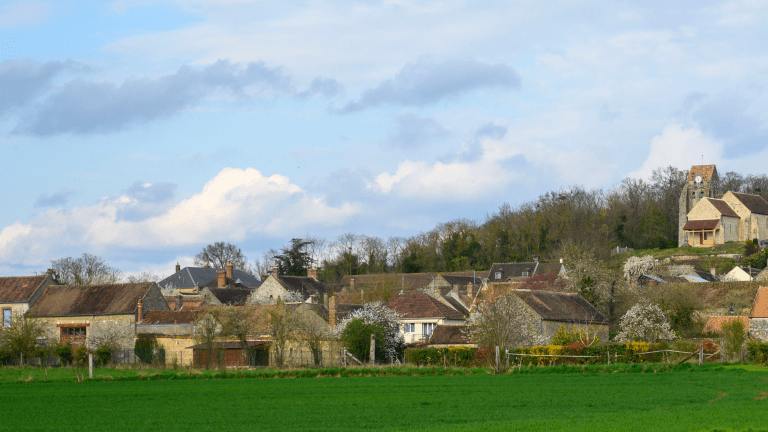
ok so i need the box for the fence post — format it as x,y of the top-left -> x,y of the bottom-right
495,346 -> 500,371
370,334 -> 376,366
607,349 -> 610,366
698,340 -> 704,366
505,349 -> 509,368
88,353 -> 93,379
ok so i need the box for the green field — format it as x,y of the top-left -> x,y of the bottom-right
2,366 -> 768,431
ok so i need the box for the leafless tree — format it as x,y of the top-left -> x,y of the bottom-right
51,253 -> 121,285
194,241 -> 247,269
194,310 -> 223,369
264,300 -> 300,368
123,271 -> 160,283
221,306 -> 261,365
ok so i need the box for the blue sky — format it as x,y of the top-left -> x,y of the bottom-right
2,0 -> 768,277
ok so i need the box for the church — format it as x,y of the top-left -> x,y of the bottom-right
679,164 -> 768,247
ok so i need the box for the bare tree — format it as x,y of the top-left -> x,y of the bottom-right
51,253 -> 121,285
194,242 -> 247,269
194,310 -> 223,369
221,306 -> 261,366
264,300 -> 300,368
123,271 -> 160,283
468,289 -> 544,354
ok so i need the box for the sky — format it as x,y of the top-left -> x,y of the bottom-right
2,0 -> 768,278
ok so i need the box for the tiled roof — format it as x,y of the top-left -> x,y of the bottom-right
705,199 -> 739,218
440,275 -> 483,287
513,290 -> 607,324
157,267 -> 261,290
535,263 -> 564,275
683,219 -> 720,230
0,275 -> 48,303
692,270 -> 718,282
443,295 -> 469,315
428,325 -> 472,345
487,263 -> 538,281
688,165 -> 717,182
384,293 -> 465,320
335,293 -> 363,305
27,283 -> 156,317
729,192 -> 768,215
517,274 -> 567,291
750,286 -> 768,318
275,276 -> 329,300
703,316 -> 749,333
206,287 -> 253,305
340,273 -> 435,292
141,309 -> 206,325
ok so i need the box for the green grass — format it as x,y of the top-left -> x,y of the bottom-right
2,365 -> 768,431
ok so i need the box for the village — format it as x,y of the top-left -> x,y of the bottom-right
3,164 -> 768,371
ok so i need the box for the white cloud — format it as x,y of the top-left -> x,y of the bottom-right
0,167 -> 361,266
629,122 -> 724,180
0,2 -> 51,28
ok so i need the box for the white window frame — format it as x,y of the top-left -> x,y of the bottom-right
522,271 -> 529,277
495,272 -> 502,280
422,323 -> 436,337
404,323 -> 415,333
2,308 -> 11,327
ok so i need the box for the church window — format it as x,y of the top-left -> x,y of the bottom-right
699,192 -> 704,197
691,192 -> 696,198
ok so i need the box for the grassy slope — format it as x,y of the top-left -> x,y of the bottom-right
1,367 -> 768,431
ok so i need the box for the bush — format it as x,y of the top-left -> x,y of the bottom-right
94,346 -> 112,366
404,347 -> 477,367
73,346 -> 87,366
341,319 -> 387,363
134,335 -> 157,364
747,339 -> 768,364
55,344 -> 73,366
720,320 -> 746,361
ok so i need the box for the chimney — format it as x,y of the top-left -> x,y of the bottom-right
137,298 -> 143,323
217,270 -> 226,288
710,266 -> 716,277
175,262 -> 181,273
329,296 -> 337,328
323,293 -> 328,306
46,268 -> 53,274
533,255 -> 539,263
307,267 -> 318,280
272,267 -> 279,278
467,282 -> 473,298
226,262 -> 233,279
176,294 -> 182,311
350,278 -> 355,291
204,263 -> 210,268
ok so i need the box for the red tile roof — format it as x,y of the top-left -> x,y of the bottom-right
729,192 -> 768,215
688,165 -> 717,182
428,325 -> 472,345
384,293 -> 465,320
141,309 -> 206,325
705,199 -> 739,218
683,219 -> 720,230
703,316 -> 749,333
750,286 -> 768,318
0,275 -> 48,303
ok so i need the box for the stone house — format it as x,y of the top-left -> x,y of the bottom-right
511,289 -> 609,344
0,271 -> 57,327
682,198 -> 740,246
26,282 -> 169,349
487,260 -> 566,283
249,268 -> 329,305
384,292 -> 466,344
157,263 -> 261,292
427,325 -> 476,348
749,286 -> 768,342
136,309 -> 207,366
679,164 -> 720,246
721,191 -> 768,242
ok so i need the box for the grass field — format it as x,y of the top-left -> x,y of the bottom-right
2,365 -> 768,431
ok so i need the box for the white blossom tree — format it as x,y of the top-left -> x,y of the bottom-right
335,302 -> 404,363
615,302 -> 676,343
623,255 -> 657,281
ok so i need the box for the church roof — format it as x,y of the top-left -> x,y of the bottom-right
683,219 -> 720,230
688,165 -> 717,182
729,192 -> 768,215
705,198 -> 739,218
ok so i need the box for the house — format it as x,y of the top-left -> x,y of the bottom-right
384,292 -> 466,344
157,263 -> 261,292
703,316 -> 749,334
487,259 -> 566,283
427,325 -> 476,348
723,266 -> 762,282
749,286 -> 768,342
0,271 -> 57,327
338,271 -> 481,303
682,198 -> 740,247
26,282 -> 169,349
511,289 -> 609,344
249,267 -> 329,305
721,191 -> 768,242
137,309 -> 207,366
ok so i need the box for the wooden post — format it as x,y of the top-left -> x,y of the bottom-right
607,349 -> 610,366
506,349 -> 509,368
495,346 -> 500,371
370,334 -> 376,366
698,340 -> 704,366
88,353 -> 93,379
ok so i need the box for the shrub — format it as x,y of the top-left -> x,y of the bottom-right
55,344 -> 73,366
720,319 -> 746,361
94,346 -> 112,366
747,340 -> 768,364
134,335 -> 157,364
404,347 -> 478,367
341,319 -> 387,363
73,346 -> 88,366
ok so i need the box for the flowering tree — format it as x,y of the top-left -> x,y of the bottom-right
615,302 -> 676,343
0,312 -> 46,366
251,289 -> 304,305
622,255 -> 657,281
335,303 -> 404,363
468,289 -> 545,352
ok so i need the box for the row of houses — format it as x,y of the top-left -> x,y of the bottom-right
0,260 -> 608,367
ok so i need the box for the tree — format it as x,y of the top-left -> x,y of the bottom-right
720,319 -> 746,361
194,242 -> 247,269
623,255 -> 657,281
0,312 -> 47,365
123,271 -> 160,283
271,238 -> 313,276
51,253 -> 121,285
614,302 -> 676,343
193,310 -> 223,369
468,289 -> 544,355
221,307 -> 260,366
335,303 -> 404,363
265,299 -> 300,368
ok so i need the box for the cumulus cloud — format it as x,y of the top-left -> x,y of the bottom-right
337,58 -> 521,113
0,167 -> 361,266
690,92 -> 768,155
296,76 -> 344,98
115,181 -> 178,222
0,59 -> 72,114
629,122 -> 723,180
15,60 -> 293,135
384,113 -> 449,149
33,188 -> 76,208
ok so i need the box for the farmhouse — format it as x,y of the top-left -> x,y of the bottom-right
249,267 -> 329,305
511,289 -> 609,344
384,292 -> 466,344
0,271 -> 57,326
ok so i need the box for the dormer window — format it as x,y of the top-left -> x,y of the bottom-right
522,271 -> 529,277
495,272 -> 502,280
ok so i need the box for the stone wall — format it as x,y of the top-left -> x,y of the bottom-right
750,318 -> 768,342
37,314 -> 136,349
540,320 -> 609,344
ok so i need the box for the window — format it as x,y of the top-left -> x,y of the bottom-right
692,192 -> 696,198
2,309 -> 10,327
59,325 -> 87,344
700,191 -> 704,197
495,272 -> 502,280
522,271 -> 529,277
422,323 -> 436,337
404,323 -> 415,333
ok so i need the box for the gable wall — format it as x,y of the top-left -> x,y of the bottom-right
249,277 -> 288,305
